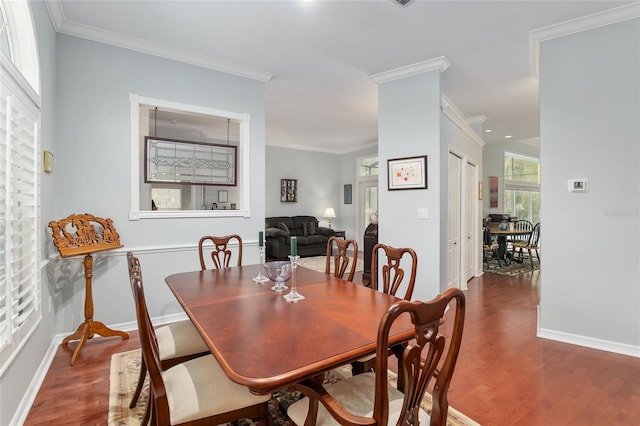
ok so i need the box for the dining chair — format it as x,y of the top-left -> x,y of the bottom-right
352,243 -> 417,375
126,252 -> 210,424
128,253 -> 270,426
513,222 -> 541,269
483,224 -> 502,268
325,236 -> 359,282
198,234 -> 243,270
508,219 -> 533,254
288,287 -> 466,426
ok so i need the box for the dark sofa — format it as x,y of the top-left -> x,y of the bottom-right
265,215 -> 336,259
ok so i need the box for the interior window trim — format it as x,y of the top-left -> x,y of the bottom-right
129,93 -> 252,220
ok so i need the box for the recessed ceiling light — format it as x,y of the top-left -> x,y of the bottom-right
505,135 -> 513,139
484,129 -> 492,133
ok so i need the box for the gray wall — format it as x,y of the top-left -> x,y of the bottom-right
377,70 -> 444,301
265,146 -> 340,228
49,33 -> 266,333
539,18 -> 640,352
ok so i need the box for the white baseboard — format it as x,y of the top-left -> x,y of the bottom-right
538,328 -> 640,358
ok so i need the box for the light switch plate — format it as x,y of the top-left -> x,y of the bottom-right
418,208 -> 429,219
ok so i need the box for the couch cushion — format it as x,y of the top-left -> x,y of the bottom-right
302,221 -> 318,236
266,216 -> 294,230
277,222 -> 290,233
292,216 -> 319,230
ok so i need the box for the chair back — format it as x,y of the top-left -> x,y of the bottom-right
198,234 -> 243,270
325,237 -> 359,282
513,220 -> 533,233
527,223 -> 541,247
482,224 -> 493,247
370,243 -> 417,300
127,254 -> 172,425
372,288 -> 466,425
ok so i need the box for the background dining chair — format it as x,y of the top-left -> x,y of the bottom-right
483,224 -> 502,268
288,288 -> 466,426
369,243 -> 417,300
198,234 -> 243,270
126,252 -> 210,423
508,219 -> 533,254
325,236 -> 359,282
513,222 -> 541,269
129,254 -> 270,426
352,243 -> 417,375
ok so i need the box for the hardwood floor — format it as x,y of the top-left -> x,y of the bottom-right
24,270 -> 640,425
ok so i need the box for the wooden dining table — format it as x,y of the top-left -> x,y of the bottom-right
165,264 -> 414,395
489,223 -> 531,263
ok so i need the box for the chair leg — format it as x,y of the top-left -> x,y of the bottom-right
528,249 -> 534,269
535,249 -> 540,265
129,357 -> 147,408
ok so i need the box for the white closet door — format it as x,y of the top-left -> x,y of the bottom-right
448,152 -> 462,289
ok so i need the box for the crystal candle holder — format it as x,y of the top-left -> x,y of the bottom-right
284,255 -> 305,303
253,246 -> 270,283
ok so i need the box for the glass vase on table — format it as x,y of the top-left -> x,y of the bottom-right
284,255 -> 305,303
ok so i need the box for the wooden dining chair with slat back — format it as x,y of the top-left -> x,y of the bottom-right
126,252 -> 210,425
325,236 -> 359,282
198,234 -> 243,270
129,253 -> 270,426
352,243 -> 418,375
288,288 -> 466,426
508,219 -> 533,254
513,222 -> 541,269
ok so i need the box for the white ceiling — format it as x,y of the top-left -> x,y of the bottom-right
45,1 -> 638,153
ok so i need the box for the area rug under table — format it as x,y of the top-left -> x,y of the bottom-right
109,349 -> 479,426
483,258 -> 539,276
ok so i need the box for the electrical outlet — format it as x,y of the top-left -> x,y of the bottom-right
418,208 -> 429,219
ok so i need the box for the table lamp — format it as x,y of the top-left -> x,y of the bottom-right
324,207 -> 336,228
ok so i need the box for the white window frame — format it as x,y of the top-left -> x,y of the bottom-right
0,0 -> 41,374
129,94 -> 252,220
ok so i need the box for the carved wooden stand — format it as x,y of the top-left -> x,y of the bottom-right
49,214 -> 129,365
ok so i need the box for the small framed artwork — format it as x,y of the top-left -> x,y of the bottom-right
344,184 -> 352,204
281,178 -> 297,202
478,181 -> 483,200
489,176 -> 498,208
387,155 -> 427,190
218,190 -> 228,203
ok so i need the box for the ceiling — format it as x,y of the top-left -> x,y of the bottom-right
45,1 -> 637,153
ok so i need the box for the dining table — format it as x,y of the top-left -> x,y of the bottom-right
165,264 -> 414,395
489,223 -> 532,263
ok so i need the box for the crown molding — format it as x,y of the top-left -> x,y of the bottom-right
441,95 -> 486,148
267,139 -> 377,155
43,1 -> 273,82
369,56 -> 450,84
530,2 -> 640,76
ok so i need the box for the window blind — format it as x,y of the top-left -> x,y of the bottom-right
0,72 -> 40,368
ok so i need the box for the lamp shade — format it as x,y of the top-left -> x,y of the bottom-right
323,207 -> 336,219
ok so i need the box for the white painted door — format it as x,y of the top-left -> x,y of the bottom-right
466,162 -> 476,281
448,152 -> 462,289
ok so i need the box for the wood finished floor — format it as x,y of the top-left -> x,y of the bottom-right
24,270 -> 640,425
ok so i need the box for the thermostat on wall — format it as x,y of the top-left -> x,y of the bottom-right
568,178 -> 588,192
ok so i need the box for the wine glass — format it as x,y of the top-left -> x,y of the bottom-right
264,261 -> 292,292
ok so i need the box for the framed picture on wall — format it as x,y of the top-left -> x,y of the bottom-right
281,179 -> 297,202
387,155 -> 428,190
489,176 -> 498,208
344,184 -> 352,204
